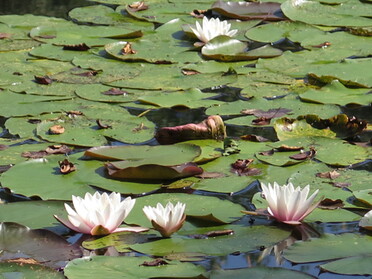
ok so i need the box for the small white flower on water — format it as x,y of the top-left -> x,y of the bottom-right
359,210 -> 372,231
261,182 -> 319,225
190,16 -> 238,43
54,191 -> 139,236
143,201 -> 186,237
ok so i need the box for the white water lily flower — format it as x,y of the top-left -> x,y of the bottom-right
54,192 -> 140,235
261,182 -> 319,225
143,202 -> 186,237
359,210 -> 372,230
190,16 -> 238,43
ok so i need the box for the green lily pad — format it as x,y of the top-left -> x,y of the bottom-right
206,95 -> 340,120
320,256 -> 372,275
274,119 -> 336,140
64,256 -> 206,279
137,88 -> 222,108
0,153 -> 161,199
125,193 -> 246,227
130,224 -> 290,256
281,0 -> 372,27
68,5 -> 153,30
0,262 -> 65,279
0,202 -> 67,230
210,267 -> 316,279
201,36 -> 282,62
284,233 -> 372,263
85,143 -> 201,164
300,80 -> 372,106
30,23 -> 142,47
74,84 -> 139,103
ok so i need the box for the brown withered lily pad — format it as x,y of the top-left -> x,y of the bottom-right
156,115 -> 226,144
190,9 -> 209,18
242,108 -> 292,126
34,75 -> 53,85
258,149 -> 274,156
140,259 -> 168,266
0,33 -> 12,39
289,147 -> 316,160
252,117 -> 271,126
45,145 -> 72,155
316,170 -> 341,179
0,145 -> 9,151
49,125 -> 65,135
275,145 -> 303,151
59,159 -> 76,174
128,1 -> 149,12
62,43 -> 90,51
318,198 -> 344,209
330,182 -> 351,188
101,88 -> 129,96
212,1 -> 283,21
22,150 -> 48,159
231,159 -> 261,176
181,69 -> 200,76
121,42 -> 137,55
73,70 -> 99,77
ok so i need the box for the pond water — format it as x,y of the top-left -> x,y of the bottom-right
0,0 -> 371,278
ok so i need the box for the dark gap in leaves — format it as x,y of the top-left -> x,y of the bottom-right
271,38 -> 305,52
202,86 -> 242,102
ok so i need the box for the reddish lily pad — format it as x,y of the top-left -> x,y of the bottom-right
212,1 -> 283,21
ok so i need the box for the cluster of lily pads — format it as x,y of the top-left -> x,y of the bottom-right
0,0 -> 371,278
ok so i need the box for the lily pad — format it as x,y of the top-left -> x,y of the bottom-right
320,256 -> 372,275
201,36 -> 282,62
125,193 -> 246,227
64,255 -> 206,279
0,261 -> 65,279
281,0 -> 372,27
300,80 -> 372,106
0,222 -> 82,268
85,144 -> 201,164
210,267 -> 316,279
130,224 -> 290,256
284,233 -> 372,263
0,153 -> 161,199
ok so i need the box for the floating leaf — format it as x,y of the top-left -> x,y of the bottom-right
0,222 -> 82,268
130,224 -> 290,256
64,256 -> 206,279
202,36 -> 282,62
320,256 -> 372,275
212,1 -> 283,21
210,267 -> 316,279
106,161 -> 203,180
284,233 -> 372,263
